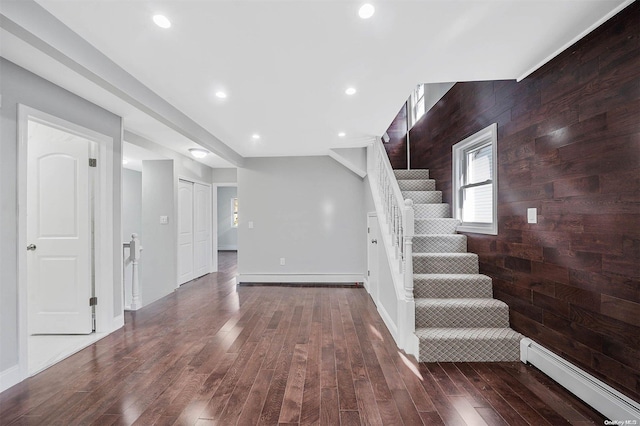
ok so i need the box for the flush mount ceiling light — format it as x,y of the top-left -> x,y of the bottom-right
189,148 -> 209,158
251,133 -> 261,140
215,91 -> 227,99
338,132 -> 346,137
358,4 -> 375,19
345,87 -> 357,95
153,14 -> 171,29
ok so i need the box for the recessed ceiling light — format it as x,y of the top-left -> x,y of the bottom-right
189,148 -> 209,158
215,91 -> 227,99
122,159 -> 129,165
252,133 -> 261,140
345,87 -> 357,95
338,132 -> 346,137
358,4 -> 375,19
153,14 -> 171,29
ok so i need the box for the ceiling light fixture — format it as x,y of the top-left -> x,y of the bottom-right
345,87 -> 357,95
189,148 -> 209,158
153,14 -> 171,29
215,91 -> 227,99
358,4 -> 375,19
252,133 -> 261,140
338,132 -> 346,137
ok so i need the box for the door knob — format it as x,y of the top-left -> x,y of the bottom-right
371,239 -> 378,244
27,244 -> 37,251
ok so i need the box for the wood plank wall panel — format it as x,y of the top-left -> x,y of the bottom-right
383,102 -> 408,169
407,2 -> 640,402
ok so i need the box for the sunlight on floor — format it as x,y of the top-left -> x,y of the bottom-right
398,351 -> 423,380
28,333 -> 108,376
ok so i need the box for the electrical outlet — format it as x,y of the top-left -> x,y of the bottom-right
527,208 -> 537,224
160,215 -> 169,224
280,257 -> 285,266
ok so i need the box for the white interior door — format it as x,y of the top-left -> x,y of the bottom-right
178,180 -> 195,285
367,214 -> 380,304
27,120 -> 93,335
193,183 -> 212,278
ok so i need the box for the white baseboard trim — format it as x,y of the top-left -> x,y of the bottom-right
218,246 -> 237,251
520,338 -> 640,421
376,301 -> 399,343
0,365 -> 22,393
237,274 -> 364,284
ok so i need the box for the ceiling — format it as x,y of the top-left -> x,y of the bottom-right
1,0 -> 631,168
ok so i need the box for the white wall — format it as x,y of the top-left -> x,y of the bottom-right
217,187 -> 238,250
122,169 -> 142,241
237,156 -> 366,282
141,160 -> 176,306
213,168 -> 237,183
0,58 -> 123,380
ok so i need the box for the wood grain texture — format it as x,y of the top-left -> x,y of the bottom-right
382,102 -> 408,169
406,2 -> 640,401
0,252 -> 606,424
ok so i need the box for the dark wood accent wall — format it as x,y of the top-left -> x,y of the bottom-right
383,102 -> 408,169
408,3 -> 640,401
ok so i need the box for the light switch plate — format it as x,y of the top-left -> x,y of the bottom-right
527,208 -> 537,224
160,215 -> 168,224
248,221 -> 254,229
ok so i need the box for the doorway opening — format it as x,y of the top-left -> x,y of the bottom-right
17,106 -> 116,377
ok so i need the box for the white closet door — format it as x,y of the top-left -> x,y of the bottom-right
177,180 -> 194,285
193,183 -> 212,278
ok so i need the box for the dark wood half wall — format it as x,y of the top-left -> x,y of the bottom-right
384,102 -> 408,169
402,2 -> 640,402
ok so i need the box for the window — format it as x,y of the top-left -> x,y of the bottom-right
231,198 -> 238,228
452,123 -> 498,235
409,84 -> 425,127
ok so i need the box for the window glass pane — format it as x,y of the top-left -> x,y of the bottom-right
462,184 -> 493,223
232,198 -> 238,227
417,84 -> 424,100
415,98 -> 425,122
466,143 -> 492,184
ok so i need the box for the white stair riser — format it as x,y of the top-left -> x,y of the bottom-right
415,219 -> 460,234
413,254 -> 479,274
394,169 -> 429,180
413,235 -> 467,253
413,275 -> 492,298
402,191 -> 442,204
398,179 -> 436,191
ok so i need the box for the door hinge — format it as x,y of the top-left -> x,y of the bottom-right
367,227 -> 370,233
89,297 -> 98,306
367,270 -> 370,277
89,158 -> 97,167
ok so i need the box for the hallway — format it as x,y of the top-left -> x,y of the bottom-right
0,252 -> 605,425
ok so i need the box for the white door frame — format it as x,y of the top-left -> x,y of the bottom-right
366,212 -> 380,305
212,183 -> 237,273
17,105 -> 116,379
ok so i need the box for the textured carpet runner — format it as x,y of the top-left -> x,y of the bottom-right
395,169 -> 522,362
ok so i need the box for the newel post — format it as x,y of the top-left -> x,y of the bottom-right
129,233 -> 142,310
403,199 -> 414,301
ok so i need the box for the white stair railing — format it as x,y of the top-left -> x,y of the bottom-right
367,137 -> 418,356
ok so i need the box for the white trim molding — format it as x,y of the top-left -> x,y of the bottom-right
237,274 -> 364,284
521,338 -> 640,421
0,365 -> 22,393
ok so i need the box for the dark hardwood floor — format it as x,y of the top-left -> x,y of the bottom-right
0,252 -> 606,425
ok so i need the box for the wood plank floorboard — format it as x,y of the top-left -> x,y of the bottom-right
0,252 -> 608,425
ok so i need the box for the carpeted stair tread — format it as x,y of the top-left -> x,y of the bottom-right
394,169 -> 429,180
413,204 -> 450,219
413,253 -> 479,274
415,218 -> 460,234
402,190 -> 442,204
415,298 -> 510,328
413,234 -> 467,253
415,327 -> 522,362
413,274 -> 493,298
398,179 -> 436,191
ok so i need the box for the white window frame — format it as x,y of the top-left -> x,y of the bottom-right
231,197 -> 238,228
452,123 -> 498,235
408,84 -> 425,128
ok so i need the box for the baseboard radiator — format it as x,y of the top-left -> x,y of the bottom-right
520,338 -> 640,421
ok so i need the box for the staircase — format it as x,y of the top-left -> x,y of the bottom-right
395,169 -> 522,362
